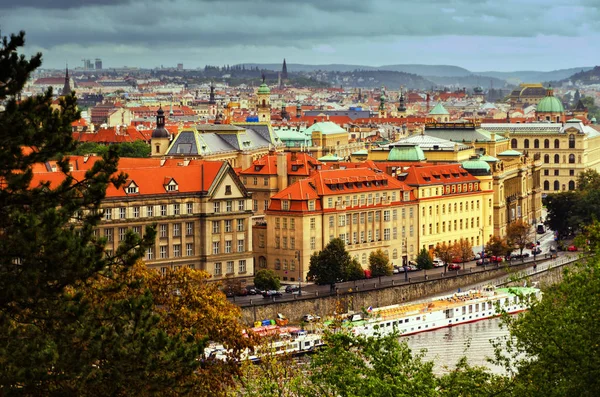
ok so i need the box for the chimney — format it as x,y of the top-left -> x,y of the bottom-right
276,152 -> 288,190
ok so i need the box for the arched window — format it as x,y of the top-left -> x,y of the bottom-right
554,154 -> 560,163
544,139 -> 550,149
569,181 -> 575,190
544,180 -> 550,190
534,139 -> 539,148
544,154 -> 550,163
569,134 -> 575,149
524,139 -> 530,149
511,138 -> 517,149
554,180 -> 560,191
259,256 -> 267,268
569,154 -> 575,163
554,139 -> 560,149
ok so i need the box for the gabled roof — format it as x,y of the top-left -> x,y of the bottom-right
239,151 -> 322,177
303,121 -> 347,135
400,164 -> 478,186
429,103 -> 449,115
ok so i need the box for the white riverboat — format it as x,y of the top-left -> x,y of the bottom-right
345,285 -> 541,338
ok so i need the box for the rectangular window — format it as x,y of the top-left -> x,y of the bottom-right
360,213 -> 365,224
212,242 -> 220,255
263,177 -> 269,186
402,208 -> 406,219
264,200 -> 269,211
368,212 -> 373,222
119,207 -> 126,219
160,245 -> 168,259
283,218 -> 287,229
186,222 -> 194,236
393,209 -> 397,220
160,205 -> 167,216
146,247 -> 154,260
226,261 -> 234,274
146,206 -> 153,217
383,210 -> 390,221
237,239 -> 244,252
225,220 -> 232,233
226,201 -> 232,212
212,221 -> 220,234
187,202 -> 193,214
104,208 -> 112,220
173,203 -> 180,215
239,260 -> 246,273
173,223 -> 181,237
214,202 -> 221,213
393,227 -> 397,239
186,243 -> 193,256
173,244 -> 181,257
133,206 -> 140,218
237,219 -> 244,232
282,237 -> 287,249
329,216 -> 334,228
290,237 -> 295,250
290,218 -> 295,230
328,198 -> 333,208
275,217 -> 280,229
310,218 -> 316,230
282,201 -> 289,211
360,231 -> 365,243
238,200 -> 245,211
338,215 -> 346,227
253,200 -> 258,212
132,226 -> 141,236
118,227 -> 127,241
214,262 -> 222,276
375,229 -> 380,241
159,224 -> 168,238
308,201 -> 315,211
310,237 -> 316,250
368,230 -> 372,242
225,240 -> 232,253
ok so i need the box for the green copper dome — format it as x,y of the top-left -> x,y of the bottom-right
258,83 -> 270,95
387,145 -> 425,162
537,89 -> 564,113
462,160 -> 491,175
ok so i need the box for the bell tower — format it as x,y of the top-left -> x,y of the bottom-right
257,74 -> 271,123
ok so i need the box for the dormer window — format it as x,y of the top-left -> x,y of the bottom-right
166,184 -> 178,192
254,165 -> 261,172
282,200 -> 290,211
125,181 -> 139,194
291,165 -> 298,171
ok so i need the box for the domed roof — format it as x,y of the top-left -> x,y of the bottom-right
152,107 -> 170,139
258,82 -> 270,95
387,145 -> 425,162
537,88 -> 564,113
461,159 -> 491,175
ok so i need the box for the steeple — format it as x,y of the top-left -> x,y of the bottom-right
378,86 -> 387,118
296,103 -> 302,118
61,64 -> 72,96
281,101 -> 289,121
397,87 -> 406,112
358,88 -> 362,102
209,82 -> 216,104
281,58 -> 288,80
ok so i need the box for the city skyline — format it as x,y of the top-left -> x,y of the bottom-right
1,0 -> 599,72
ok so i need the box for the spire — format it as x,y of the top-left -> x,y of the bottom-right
157,105 -> 165,128
398,87 -> 406,112
281,58 -> 288,80
546,84 -> 554,97
209,82 -> 216,104
61,64 -> 72,96
296,102 -> 302,118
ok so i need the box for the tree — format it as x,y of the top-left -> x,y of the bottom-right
369,249 -> 392,277
506,220 -> 531,258
486,236 -> 510,257
493,256 -> 600,396
577,169 -> 600,192
416,247 -> 433,270
254,269 -> 281,291
453,238 -> 474,264
544,191 -> 583,238
434,242 -> 453,273
307,238 -> 353,286
0,31 -> 252,395
116,140 -> 151,158
345,257 -> 366,281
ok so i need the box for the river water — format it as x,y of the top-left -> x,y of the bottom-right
404,316 -> 512,375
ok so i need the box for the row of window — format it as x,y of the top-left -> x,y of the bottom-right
544,169 -> 575,177
275,236 -> 296,250
511,136 -> 576,150
543,180 -> 576,191
422,200 -> 483,218
323,191 -> 405,209
213,200 -> 246,213
212,219 -> 245,233
158,222 -> 195,238
103,202 -> 194,220
214,260 -> 247,275
211,240 -> 246,254
243,176 -> 270,186
253,199 -> 270,212
145,243 -> 195,260
422,217 -> 481,235
543,153 -> 579,164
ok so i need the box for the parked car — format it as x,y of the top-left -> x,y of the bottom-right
532,247 -> 542,255
451,257 -> 463,263
567,245 -> 578,252
393,266 -> 402,274
407,264 -> 418,271
262,290 -> 282,298
246,286 -> 261,295
490,255 -> 504,263
448,263 -> 461,270
285,285 -> 300,293
476,258 -> 491,266
432,259 -> 444,268
302,314 -> 321,322
235,288 -> 248,297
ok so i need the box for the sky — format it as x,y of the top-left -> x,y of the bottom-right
1,0 -> 599,72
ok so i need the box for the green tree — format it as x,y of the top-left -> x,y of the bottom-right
345,257 -> 366,281
0,31 -> 252,395
494,257 -> 600,396
116,140 -> 151,158
416,247 -> 433,270
308,238 -> 353,287
71,141 -> 109,156
369,249 -> 392,277
544,191 -> 583,238
506,220 -> 531,258
486,235 -> 510,257
254,269 -> 281,291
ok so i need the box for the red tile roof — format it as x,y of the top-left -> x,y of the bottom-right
399,164 -> 479,187
239,151 -> 322,177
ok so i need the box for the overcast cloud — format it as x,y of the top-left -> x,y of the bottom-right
1,0 -> 598,71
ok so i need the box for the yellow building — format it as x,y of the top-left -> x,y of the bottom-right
398,164 -> 494,254
257,168 -> 418,281
507,83 -> 548,109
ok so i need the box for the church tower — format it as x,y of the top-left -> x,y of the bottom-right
281,59 -> 288,80
378,87 -> 387,118
61,65 -> 72,96
257,74 -> 271,123
151,106 -> 171,156
208,82 -> 217,117
397,87 -> 407,117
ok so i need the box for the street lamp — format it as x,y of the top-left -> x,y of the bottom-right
479,227 -> 484,259
296,250 -> 302,296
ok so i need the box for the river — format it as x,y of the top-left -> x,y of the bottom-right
404,316 -> 512,375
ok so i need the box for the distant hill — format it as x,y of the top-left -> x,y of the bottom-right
241,63 -> 472,77
322,70 -> 435,90
476,68 -> 593,84
425,75 -> 510,89
553,66 -> 600,86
